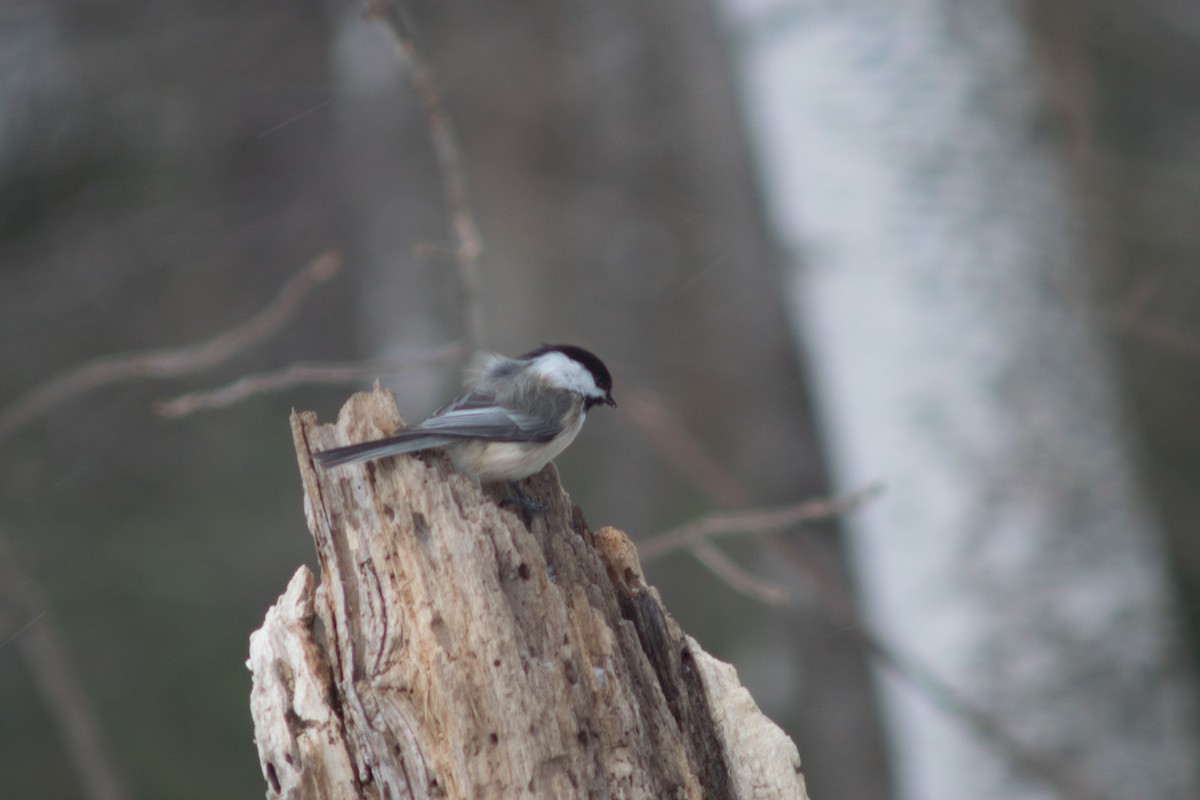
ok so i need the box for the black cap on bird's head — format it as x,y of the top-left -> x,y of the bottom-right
523,343 -> 617,409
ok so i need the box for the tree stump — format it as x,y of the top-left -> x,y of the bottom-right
248,385 -> 808,799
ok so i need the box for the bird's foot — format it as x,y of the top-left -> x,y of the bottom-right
502,482 -> 548,526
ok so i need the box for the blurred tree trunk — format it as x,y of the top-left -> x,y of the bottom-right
248,386 -> 808,799
716,1 -> 1200,799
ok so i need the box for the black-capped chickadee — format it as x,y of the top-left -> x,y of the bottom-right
313,344 -> 616,485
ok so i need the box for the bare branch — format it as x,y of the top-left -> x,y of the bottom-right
0,249 -> 342,442
366,0 -> 486,350
622,387 -> 752,505
154,343 -> 464,417
638,485 -> 884,563
0,536 -> 127,800
625,385 -> 1114,800
621,386 -> 806,599
687,541 -> 792,605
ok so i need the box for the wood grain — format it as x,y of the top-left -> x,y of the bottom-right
249,384 -> 807,800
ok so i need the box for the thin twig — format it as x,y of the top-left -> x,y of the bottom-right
0,609 -> 47,649
622,387 -> 752,505
628,383 -> 1113,800
638,485 -> 883,563
155,343 -> 464,417
366,0 -> 486,350
621,385 -> 809,599
627,387 -> 1112,800
0,535 -> 128,800
0,249 -> 342,442
687,541 -> 792,605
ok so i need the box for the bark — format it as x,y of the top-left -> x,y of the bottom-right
247,385 -> 807,800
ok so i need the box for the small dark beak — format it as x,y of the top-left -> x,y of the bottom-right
605,393 -> 617,408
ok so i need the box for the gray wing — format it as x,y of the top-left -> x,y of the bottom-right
415,391 -> 565,442
313,391 -> 568,469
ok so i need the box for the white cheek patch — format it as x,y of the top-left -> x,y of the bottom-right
530,352 -> 601,397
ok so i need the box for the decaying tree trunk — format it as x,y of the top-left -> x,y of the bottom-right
247,385 -> 808,800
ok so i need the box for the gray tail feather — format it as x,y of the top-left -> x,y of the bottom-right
312,433 -> 455,468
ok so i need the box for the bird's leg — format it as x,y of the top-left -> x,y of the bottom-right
502,481 -> 548,525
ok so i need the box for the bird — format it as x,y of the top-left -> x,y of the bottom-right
313,345 -> 616,498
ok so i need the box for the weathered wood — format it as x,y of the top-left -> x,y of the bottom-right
248,385 -> 808,799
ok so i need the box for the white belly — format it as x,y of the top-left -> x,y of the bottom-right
448,410 -> 585,482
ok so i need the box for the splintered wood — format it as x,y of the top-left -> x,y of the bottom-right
248,385 -> 808,800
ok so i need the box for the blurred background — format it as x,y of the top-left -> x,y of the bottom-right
2,1 -> 1199,798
